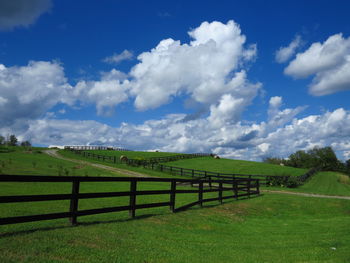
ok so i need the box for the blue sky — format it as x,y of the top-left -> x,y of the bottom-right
1,0 -> 350,161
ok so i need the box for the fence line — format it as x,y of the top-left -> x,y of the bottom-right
0,174 -> 259,226
65,149 -> 318,186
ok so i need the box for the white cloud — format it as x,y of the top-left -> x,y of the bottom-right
103,50 -> 134,64
0,0 -> 52,31
0,61 -> 72,127
73,69 -> 130,116
285,33 -> 350,95
275,35 -> 302,63
129,20 -> 259,114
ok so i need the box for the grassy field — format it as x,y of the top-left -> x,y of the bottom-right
59,149 -> 190,179
0,147 -> 123,177
165,156 -> 307,176
83,150 -> 182,159
1,191 -> 349,262
269,171 -> 350,196
1,147 -> 350,262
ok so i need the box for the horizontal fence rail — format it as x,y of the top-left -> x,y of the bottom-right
0,174 -> 260,226
65,149 -> 318,186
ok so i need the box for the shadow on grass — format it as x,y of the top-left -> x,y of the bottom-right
0,193 -> 263,238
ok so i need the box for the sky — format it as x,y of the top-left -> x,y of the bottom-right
0,0 -> 350,161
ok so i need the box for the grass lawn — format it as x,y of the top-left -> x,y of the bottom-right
81,150 -> 182,159
0,192 -> 349,263
1,147 -> 349,262
266,171 -> 350,197
59,149 -> 190,179
0,147 -> 123,177
165,156 -> 307,176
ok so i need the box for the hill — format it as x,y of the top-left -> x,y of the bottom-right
165,156 -> 307,176
1,147 -> 349,262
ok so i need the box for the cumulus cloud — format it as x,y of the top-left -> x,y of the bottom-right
275,35 -> 302,63
73,69 -> 130,116
129,20 -> 259,114
103,50 -> 134,64
285,33 -> 350,95
7,105 -> 350,161
0,0 -> 52,30
0,61 -> 72,127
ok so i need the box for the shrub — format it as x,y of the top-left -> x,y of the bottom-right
266,175 -> 301,188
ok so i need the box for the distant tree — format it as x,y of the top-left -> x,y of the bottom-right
20,141 -> 31,148
9,135 -> 18,146
0,135 -> 4,145
345,159 -> 350,175
286,146 -> 340,171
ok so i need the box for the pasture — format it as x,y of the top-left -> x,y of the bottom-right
0,147 -> 349,262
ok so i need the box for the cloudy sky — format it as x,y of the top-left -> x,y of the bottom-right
1,0 -> 350,161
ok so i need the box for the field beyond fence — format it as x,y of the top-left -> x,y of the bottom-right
0,174 -> 259,226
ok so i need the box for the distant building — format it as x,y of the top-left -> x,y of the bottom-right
64,145 -> 131,151
48,145 -> 65,149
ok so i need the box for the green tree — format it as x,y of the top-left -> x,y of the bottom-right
9,134 -> 18,146
0,135 -> 4,145
20,141 -> 31,148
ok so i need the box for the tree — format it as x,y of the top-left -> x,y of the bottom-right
0,135 -> 4,145
9,134 -> 18,146
20,141 -> 31,147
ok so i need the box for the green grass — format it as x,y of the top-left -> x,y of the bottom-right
1,147 -> 350,262
165,157 -> 308,176
0,147 -> 123,177
1,192 -> 349,263
83,150 -> 182,159
59,149 -> 190,179
267,171 -> 350,196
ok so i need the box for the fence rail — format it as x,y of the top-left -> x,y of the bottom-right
0,174 -> 260,226
65,149 -> 318,187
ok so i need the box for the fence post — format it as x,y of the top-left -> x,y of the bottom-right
170,180 -> 176,212
198,181 -> 203,208
248,179 -> 251,198
180,168 -> 183,177
69,180 -> 80,225
219,182 -> 223,204
233,180 -> 238,200
209,176 -> 212,189
192,169 -> 194,178
129,180 -> 137,218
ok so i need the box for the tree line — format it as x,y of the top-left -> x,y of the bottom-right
0,134 -> 31,148
264,146 -> 350,175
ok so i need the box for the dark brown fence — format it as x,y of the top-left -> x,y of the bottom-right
67,148 -> 211,165
0,174 -> 260,226
143,162 -> 270,185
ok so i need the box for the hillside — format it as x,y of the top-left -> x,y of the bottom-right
165,156 -> 307,176
1,147 -> 350,262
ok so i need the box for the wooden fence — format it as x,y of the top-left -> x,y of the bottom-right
143,163 -> 270,185
0,174 -> 260,226
66,149 -> 318,186
67,148 -> 210,165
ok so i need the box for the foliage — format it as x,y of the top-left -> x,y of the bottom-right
266,175 -> 302,188
20,140 -> 32,148
266,146 -> 344,172
8,135 -> 18,146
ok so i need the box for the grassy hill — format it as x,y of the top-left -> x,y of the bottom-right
165,156 -> 307,176
83,149 -> 182,159
0,147 -> 123,177
1,147 -> 350,262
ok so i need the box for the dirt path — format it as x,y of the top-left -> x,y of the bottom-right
44,150 -> 151,178
262,190 -> 350,200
